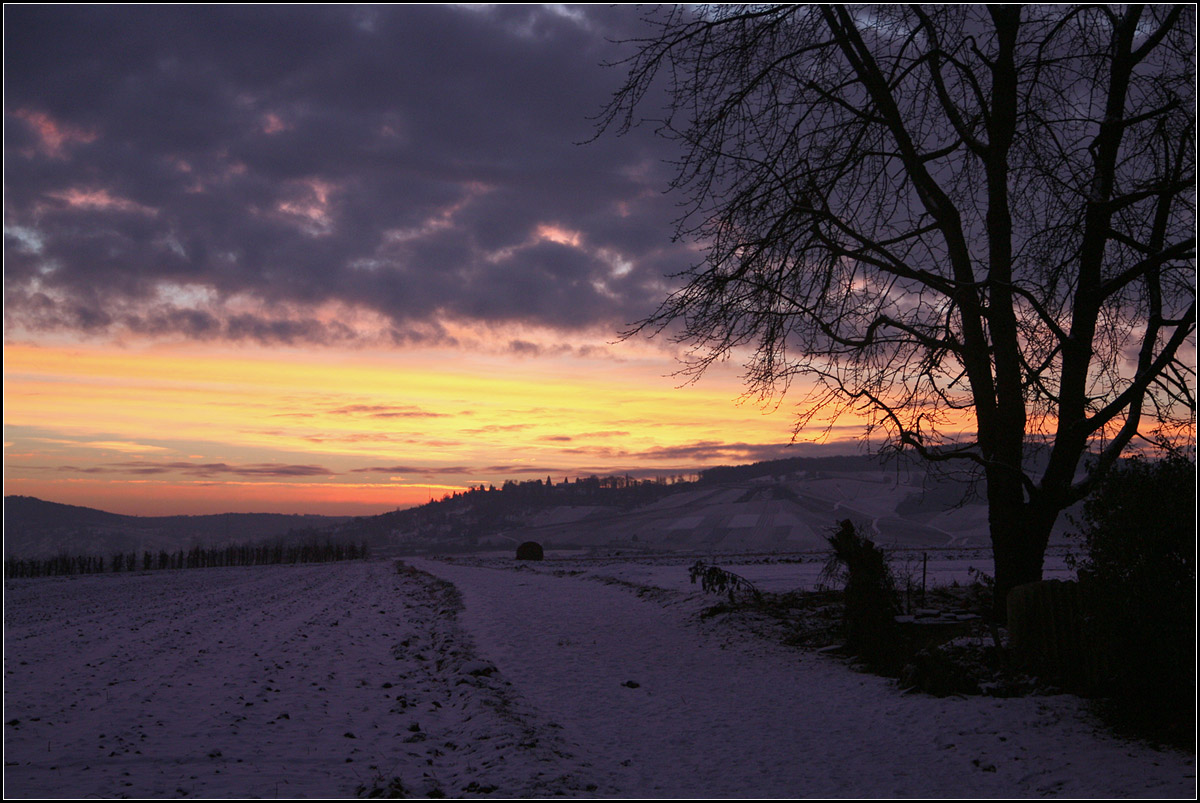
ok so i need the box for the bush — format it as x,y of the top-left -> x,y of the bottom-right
1074,452 -> 1195,746
823,519 -> 902,671
688,561 -> 762,603
515,541 -> 544,560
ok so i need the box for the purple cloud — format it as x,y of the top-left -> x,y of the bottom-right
4,5 -> 689,346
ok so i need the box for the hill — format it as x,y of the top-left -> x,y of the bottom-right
3,496 -> 352,559
335,453 -> 1073,555
5,452 -> 1081,559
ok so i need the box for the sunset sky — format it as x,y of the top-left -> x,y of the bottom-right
4,5 -> 870,516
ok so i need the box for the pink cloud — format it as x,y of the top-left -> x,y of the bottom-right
275,178 -> 339,234
46,188 -> 157,216
13,108 -> 97,158
261,112 -> 291,134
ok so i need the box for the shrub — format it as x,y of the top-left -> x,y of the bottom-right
823,519 -> 902,671
1074,452 -> 1195,746
688,561 -> 761,603
515,541 -> 544,561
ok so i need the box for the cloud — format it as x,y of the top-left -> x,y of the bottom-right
326,404 -> 449,419
9,108 -> 97,158
482,465 -> 568,476
628,442 -> 803,463
548,440 -> 855,465
29,438 -> 171,454
462,423 -> 534,435
3,5 -> 690,347
349,465 -> 475,476
52,461 -> 337,478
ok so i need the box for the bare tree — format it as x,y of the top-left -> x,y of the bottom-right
598,5 -> 1195,614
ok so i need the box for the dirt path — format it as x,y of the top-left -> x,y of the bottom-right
413,558 -> 1195,798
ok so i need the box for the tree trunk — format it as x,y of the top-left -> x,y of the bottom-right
987,470 -> 1058,622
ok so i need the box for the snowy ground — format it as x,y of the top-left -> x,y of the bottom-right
470,546 -> 1077,595
4,557 -> 1195,798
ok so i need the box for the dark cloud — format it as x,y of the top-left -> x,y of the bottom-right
627,442 -> 803,463
3,5 -> 689,345
293,432 -> 466,449
271,404 -> 452,421
130,461 -> 334,478
481,465 -> 567,476
327,404 -> 449,419
550,440 -> 854,465
42,461 -> 334,478
508,339 -> 548,357
42,465 -> 117,475
350,465 -> 475,476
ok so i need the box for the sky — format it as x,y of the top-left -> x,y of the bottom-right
3,4 -> 868,517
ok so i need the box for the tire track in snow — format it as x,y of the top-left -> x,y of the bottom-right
412,558 -> 1195,798
4,562 -> 605,798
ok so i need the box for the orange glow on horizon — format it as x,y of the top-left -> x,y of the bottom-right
4,338 -> 875,515
2,476 -> 447,517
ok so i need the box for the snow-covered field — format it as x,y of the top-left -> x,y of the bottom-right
4,556 -> 1195,798
479,546 -> 1077,595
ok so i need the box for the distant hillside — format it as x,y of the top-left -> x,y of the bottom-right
328,453 -> 1063,555
3,496 -> 352,559
6,450 -> 1082,560
696,453 -> 911,485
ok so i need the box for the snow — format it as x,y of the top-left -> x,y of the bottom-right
493,548 -> 1076,595
4,558 -> 1194,798
4,564 -> 597,798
